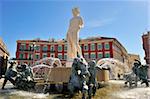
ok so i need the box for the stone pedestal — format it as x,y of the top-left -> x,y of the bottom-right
96,70 -> 109,82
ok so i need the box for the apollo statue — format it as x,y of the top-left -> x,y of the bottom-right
66,7 -> 87,67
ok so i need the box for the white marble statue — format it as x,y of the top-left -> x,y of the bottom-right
66,7 -> 86,67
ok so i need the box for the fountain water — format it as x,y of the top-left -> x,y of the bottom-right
31,57 -> 63,82
96,58 -> 130,80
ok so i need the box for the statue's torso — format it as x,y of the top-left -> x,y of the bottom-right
69,16 -> 82,31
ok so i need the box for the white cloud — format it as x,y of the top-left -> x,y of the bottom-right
86,17 -> 115,28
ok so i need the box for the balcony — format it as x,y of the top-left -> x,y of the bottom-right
42,50 -> 55,53
18,49 -> 34,51
17,58 -> 33,60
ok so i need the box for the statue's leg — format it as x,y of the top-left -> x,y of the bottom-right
77,43 -> 82,57
67,34 -> 76,59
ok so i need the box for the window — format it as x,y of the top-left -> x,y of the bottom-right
97,43 -> 102,50
35,54 -> 40,59
90,53 -> 96,59
58,45 -> 62,52
84,44 -> 88,51
20,44 -> 26,50
28,45 -> 33,50
105,43 -> 110,50
64,45 -> 67,51
19,53 -> 24,59
91,44 -> 95,51
50,54 -> 55,57
28,54 -> 33,59
35,46 -> 40,51
84,53 -> 89,59
64,54 -> 67,60
50,46 -> 54,51
58,54 -> 62,59
43,45 -> 48,51
105,52 -> 110,58
43,53 -> 47,58
98,53 -> 103,58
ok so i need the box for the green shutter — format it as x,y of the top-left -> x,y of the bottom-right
43,46 -> 48,51
43,54 -> 47,58
20,54 -> 24,59
58,45 -> 62,51
51,46 -> 54,51
91,44 -> 95,51
35,46 -> 40,50
64,45 -> 67,51
98,53 -> 103,58
98,44 -> 102,50
24,44 -> 26,50
35,54 -> 39,59
84,45 -> 88,51
105,44 -> 110,49
58,54 -> 62,59
105,53 -> 110,58
91,53 -> 96,59
29,54 -> 32,59
64,55 -> 66,59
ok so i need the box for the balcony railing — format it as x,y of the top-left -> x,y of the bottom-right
18,49 -> 34,51
17,58 -> 33,60
42,50 -> 55,53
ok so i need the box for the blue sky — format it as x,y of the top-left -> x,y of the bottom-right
0,0 -> 149,63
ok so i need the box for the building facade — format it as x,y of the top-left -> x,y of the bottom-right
0,37 -> 9,77
16,37 -> 129,66
142,31 -> 150,78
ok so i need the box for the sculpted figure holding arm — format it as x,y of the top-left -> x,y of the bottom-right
66,7 -> 86,67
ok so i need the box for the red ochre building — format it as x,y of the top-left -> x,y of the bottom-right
142,31 -> 150,65
16,37 -> 129,66
142,31 -> 150,78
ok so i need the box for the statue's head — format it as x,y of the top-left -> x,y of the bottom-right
73,58 -> 80,65
72,7 -> 80,17
134,62 -> 139,67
